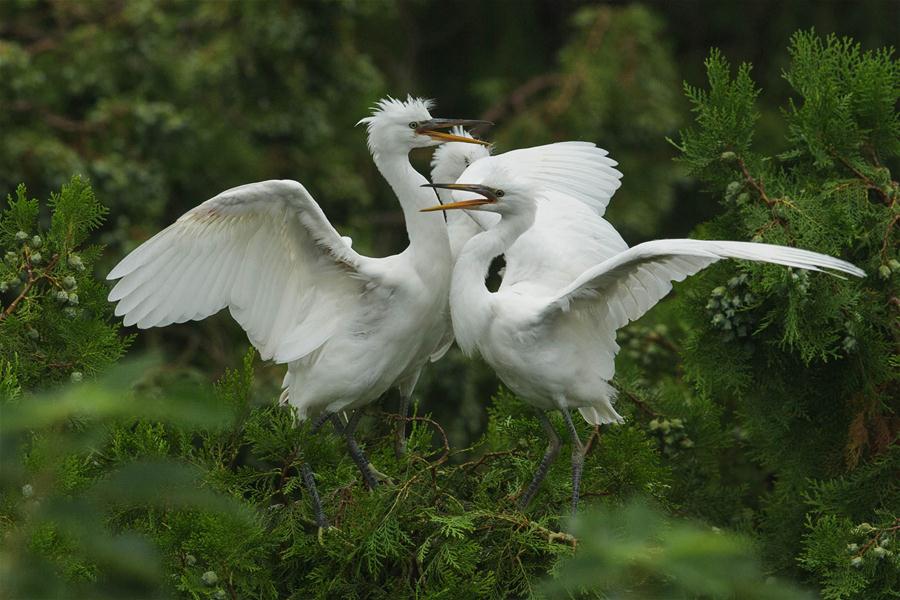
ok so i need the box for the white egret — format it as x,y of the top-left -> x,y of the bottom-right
106,97 -> 490,524
423,169 -> 865,514
389,131 -> 625,455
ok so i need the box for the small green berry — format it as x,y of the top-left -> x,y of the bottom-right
70,371 -> 83,383
879,265 -> 893,279
68,255 -> 85,271
725,181 -> 742,196
27,328 -> 39,340
889,259 -> 900,272
63,307 -> 78,318
185,554 -> 197,566
62,276 -> 77,289
214,590 -> 227,600
31,235 -> 42,248
30,252 -> 42,264
5,251 -> 17,264
201,571 -> 218,586
680,438 -> 694,448
56,290 -> 69,303
847,543 -> 859,552
0,281 -> 8,293
22,484 -> 34,498
15,231 -> 28,242
67,292 -> 79,305
649,419 -> 660,431
850,556 -> 864,568
736,192 -> 750,203
720,151 -> 737,162
873,546 -> 887,559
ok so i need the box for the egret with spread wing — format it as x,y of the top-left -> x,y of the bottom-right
423,167 -> 864,514
107,98 -> 489,521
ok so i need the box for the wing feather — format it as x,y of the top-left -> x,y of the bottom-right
538,239 -> 864,332
107,180 -> 376,362
460,141 -> 623,216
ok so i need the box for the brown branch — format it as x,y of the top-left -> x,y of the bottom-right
736,156 -> 775,208
459,449 -> 520,471
547,8 -> 612,118
854,518 -> 900,558
390,414 -> 450,465
584,426 -> 602,455
10,100 -> 99,134
618,387 -> 659,418
835,154 -> 890,204
480,74 -> 563,124
1,274 -> 35,321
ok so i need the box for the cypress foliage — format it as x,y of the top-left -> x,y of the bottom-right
1,30 -> 897,599
671,30 -> 898,596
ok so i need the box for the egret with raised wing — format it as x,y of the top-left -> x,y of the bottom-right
106,97 -> 489,525
423,167 -> 865,514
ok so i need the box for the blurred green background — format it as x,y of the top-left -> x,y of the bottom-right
1,0 -> 897,444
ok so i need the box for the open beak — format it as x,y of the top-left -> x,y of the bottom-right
419,183 -> 497,212
416,119 -> 492,146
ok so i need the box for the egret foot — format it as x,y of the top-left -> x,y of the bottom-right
517,411 -> 561,510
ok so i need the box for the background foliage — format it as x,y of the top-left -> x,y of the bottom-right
1,1 -> 897,598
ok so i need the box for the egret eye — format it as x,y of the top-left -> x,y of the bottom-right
408,122 -> 419,130
495,189 -> 505,198
463,158 -> 471,167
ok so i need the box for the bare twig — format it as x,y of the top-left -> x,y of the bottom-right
736,156 -> 775,208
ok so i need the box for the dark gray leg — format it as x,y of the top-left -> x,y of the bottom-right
394,394 -> 410,458
300,463 -> 328,529
561,409 -> 586,515
339,411 -> 380,490
310,411 -> 332,434
518,411 -> 561,510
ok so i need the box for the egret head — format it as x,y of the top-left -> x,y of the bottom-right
358,96 -> 490,155
421,168 -> 536,216
430,127 -> 492,184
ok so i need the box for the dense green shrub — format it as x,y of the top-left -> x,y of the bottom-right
1,28 -> 897,600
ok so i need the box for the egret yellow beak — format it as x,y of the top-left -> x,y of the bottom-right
419,183 -> 498,211
416,119 -> 492,146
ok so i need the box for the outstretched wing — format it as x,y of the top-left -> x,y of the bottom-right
518,239 -> 863,389
538,239 -> 865,331
107,180 -> 378,363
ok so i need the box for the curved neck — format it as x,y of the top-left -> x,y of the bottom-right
451,206 -> 535,355
373,151 -> 450,275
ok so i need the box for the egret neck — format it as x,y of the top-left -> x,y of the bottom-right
374,152 -> 451,278
450,202 -> 537,356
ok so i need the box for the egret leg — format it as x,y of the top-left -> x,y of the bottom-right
300,463 -> 328,530
561,409 -> 586,515
337,411 -> 381,490
394,394 -> 410,458
517,411 -> 561,510
310,411 -> 332,434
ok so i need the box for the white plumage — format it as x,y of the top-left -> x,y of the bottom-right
107,97 -> 491,494
424,163 -> 864,513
